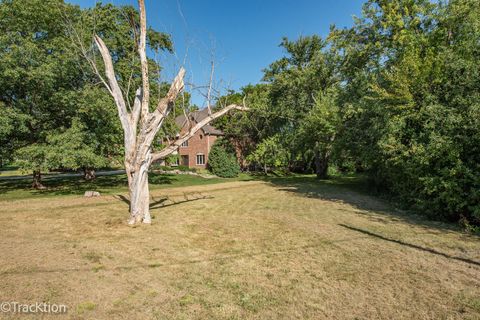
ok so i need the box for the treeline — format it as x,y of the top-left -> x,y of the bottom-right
0,0 -> 478,228
215,0 -> 480,229
0,0 -> 190,186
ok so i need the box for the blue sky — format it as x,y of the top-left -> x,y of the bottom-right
67,0 -> 363,106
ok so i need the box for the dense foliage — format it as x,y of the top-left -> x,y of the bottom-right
0,0 -> 176,183
332,0 -> 480,227
216,0 -> 480,228
207,139 -> 240,178
215,36 -> 339,177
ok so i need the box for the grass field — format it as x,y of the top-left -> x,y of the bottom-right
0,175 -> 479,319
0,171 -> 253,201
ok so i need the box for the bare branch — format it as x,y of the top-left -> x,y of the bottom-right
135,68 -> 186,156
61,11 -> 112,95
182,94 -> 191,129
123,69 -> 135,111
153,67 -> 186,119
151,104 -> 249,162
206,60 -> 214,115
138,0 -> 150,123
132,87 -> 142,126
93,35 -> 130,131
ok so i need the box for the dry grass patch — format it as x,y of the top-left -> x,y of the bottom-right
0,179 -> 478,319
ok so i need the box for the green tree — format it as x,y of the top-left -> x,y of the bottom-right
0,0 -> 173,187
332,0 -> 480,227
45,120 -> 108,180
15,144 -> 50,189
0,0 -> 82,178
207,139 -> 240,178
261,36 -> 339,175
246,135 -> 289,174
296,91 -> 340,178
213,84 -> 271,169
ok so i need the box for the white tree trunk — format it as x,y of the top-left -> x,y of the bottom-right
128,168 -> 150,224
91,0 -> 248,225
127,152 -> 152,225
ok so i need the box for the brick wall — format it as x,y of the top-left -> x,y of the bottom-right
177,129 -> 218,169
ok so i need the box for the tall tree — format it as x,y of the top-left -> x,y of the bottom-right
0,0 -> 82,181
261,36 -> 339,177
332,0 -> 480,227
213,84 -> 271,169
91,0 -> 247,225
0,1 -> 147,184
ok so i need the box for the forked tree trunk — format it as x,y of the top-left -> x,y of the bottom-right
32,170 -> 46,189
91,0 -> 247,225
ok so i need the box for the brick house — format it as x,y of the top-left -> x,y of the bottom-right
166,109 -> 223,169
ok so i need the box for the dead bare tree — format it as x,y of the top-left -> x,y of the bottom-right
92,0 -> 247,225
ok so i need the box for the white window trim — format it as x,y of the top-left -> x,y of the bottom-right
181,140 -> 189,147
196,153 -> 205,165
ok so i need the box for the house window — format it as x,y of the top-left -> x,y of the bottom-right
181,155 -> 189,166
181,140 -> 188,147
196,154 -> 205,165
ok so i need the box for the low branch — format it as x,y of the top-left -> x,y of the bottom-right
151,104 -> 249,162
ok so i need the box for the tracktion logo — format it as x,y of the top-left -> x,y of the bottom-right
1,301 -> 67,314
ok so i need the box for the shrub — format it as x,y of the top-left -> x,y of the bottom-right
208,141 -> 240,178
177,165 -> 196,172
150,164 -> 172,171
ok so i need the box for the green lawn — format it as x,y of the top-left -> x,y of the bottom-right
0,171 -> 254,201
0,166 -> 24,177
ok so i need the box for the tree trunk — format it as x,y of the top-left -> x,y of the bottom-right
32,170 -> 46,189
127,159 -> 151,225
314,149 -> 329,179
91,0 -> 247,225
83,167 -> 96,181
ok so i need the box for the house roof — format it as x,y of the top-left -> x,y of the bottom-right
175,108 -> 223,136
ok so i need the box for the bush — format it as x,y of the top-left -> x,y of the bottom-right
208,141 -> 240,178
150,164 -> 172,171
177,165 -> 196,172
150,164 -> 196,173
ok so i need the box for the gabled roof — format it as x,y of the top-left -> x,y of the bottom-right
175,108 -> 223,136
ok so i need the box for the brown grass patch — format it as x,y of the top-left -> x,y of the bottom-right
0,180 -> 479,319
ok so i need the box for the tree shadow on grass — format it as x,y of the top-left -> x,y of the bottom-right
339,223 -> 480,267
115,192 -> 214,211
262,174 -> 478,239
0,172 -> 175,198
